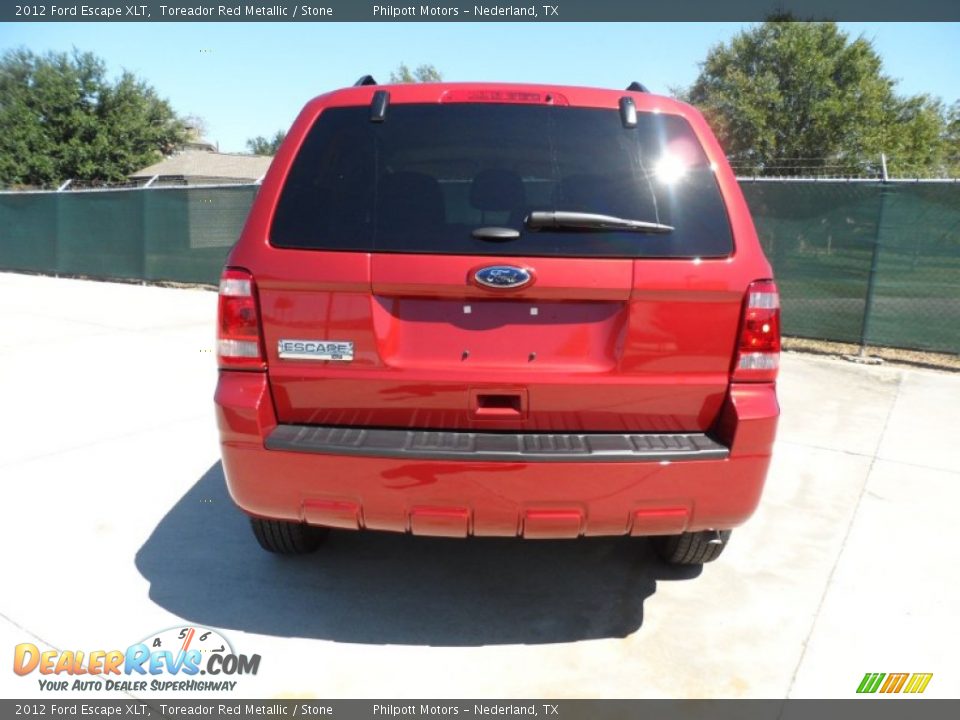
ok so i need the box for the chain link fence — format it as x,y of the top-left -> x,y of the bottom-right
1,180 -> 958,354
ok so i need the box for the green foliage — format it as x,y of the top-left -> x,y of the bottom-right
0,48 -> 188,188
245,130 -> 286,156
946,101 -> 960,174
884,95 -> 949,177
389,63 -> 443,83
682,21 -> 954,177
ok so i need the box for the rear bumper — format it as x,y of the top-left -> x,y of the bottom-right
215,372 -> 778,538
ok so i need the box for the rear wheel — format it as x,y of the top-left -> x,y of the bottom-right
652,530 -> 731,565
250,518 -> 328,555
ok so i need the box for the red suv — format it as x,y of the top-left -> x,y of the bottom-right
215,78 -> 780,565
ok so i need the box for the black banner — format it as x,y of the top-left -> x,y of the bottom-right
3,0 -> 960,22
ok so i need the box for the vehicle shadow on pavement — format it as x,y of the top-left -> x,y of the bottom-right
135,462 -> 701,646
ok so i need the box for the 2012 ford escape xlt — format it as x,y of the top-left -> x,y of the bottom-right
214,78 -> 780,564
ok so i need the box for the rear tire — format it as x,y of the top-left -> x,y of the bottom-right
250,517 -> 328,555
652,530 -> 731,565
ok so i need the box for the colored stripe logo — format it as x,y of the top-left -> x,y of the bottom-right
857,672 -> 933,694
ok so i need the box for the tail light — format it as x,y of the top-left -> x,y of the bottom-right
733,280 -> 780,382
217,267 -> 265,370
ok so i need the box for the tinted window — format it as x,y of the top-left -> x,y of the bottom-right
271,104 -> 733,258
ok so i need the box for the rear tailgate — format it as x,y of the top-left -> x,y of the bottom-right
258,252 -> 745,432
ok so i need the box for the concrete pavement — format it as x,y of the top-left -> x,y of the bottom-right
1,271 -> 957,699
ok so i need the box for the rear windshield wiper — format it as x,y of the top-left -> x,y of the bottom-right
526,211 -> 673,234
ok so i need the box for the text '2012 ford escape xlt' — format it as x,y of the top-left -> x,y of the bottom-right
214,78 -> 780,565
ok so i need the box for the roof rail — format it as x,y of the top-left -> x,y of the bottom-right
626,81 -> 649,93
354,75 -> 378,87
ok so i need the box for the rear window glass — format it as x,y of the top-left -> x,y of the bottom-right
270,104 -> 733,258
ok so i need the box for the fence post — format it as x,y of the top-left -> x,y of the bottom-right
857,155 -> 889,357
53,179 -> 73,277
140,185 -> 149,284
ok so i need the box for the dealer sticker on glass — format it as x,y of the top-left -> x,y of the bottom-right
278,339 -> 354,361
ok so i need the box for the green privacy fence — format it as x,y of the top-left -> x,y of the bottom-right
742,181 -> 960,354
0,185 -> 257,285
1,181 -> 958,353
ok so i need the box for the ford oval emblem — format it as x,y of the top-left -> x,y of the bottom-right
474,265 -> 532,289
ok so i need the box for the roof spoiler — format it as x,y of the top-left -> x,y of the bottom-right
358,76 -> 647,92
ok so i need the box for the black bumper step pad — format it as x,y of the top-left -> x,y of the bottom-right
266,425 -> 729,463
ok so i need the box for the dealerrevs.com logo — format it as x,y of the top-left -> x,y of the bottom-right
13,626 -> 260,693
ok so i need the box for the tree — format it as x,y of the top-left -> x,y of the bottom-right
246,130 -> 286,156
883,94 -> 949,177
681,21 -> 950,177
0,48 -> 188,187
389,63 -> 443,83
946,101 -> 960,175
181,115 -> 209,140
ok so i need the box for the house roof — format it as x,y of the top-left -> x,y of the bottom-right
130,150 -> 273,181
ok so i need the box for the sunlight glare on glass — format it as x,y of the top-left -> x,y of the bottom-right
655,153 -> 687,184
